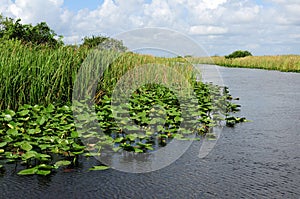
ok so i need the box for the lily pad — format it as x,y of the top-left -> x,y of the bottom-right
36,169 -> 51,176
54,160 -> 71,167
18,110 -> 30,116
4,114 -> 12,122
22,151 -> 37,160
6,129 -> 19,136
18,167 -> 38,175
21,142 -> 33,152
89,165 -> 110,171
0,142 -> 7,148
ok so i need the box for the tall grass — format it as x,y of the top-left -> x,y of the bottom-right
0,39 -> 89,110
73,50 -> 197,102
191,55 -> 300,72
0,39 -> 196,110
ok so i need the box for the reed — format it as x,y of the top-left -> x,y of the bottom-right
0,39 -> 196,110
0,39 -> 89,110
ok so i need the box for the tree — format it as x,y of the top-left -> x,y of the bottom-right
81,35 -> 128,52
0,14 -> 63,47
81,35 -> 108,48
225,50 -> 252,59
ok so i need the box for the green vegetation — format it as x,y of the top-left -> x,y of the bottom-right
0,15 -> 246,176
0,39 -> 88,110
191,55 -> 300,72
225,50 -> 252,59
82,35 -> 127,52
0,81 -> 243,176
0,14 -> 63,47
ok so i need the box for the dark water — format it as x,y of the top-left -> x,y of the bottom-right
1,66 -> 299,198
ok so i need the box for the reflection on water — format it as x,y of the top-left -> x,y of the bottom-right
1,66 -> 300,198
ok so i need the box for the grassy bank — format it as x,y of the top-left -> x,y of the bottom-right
191,55 -> 300,72
0,39 -> 195,110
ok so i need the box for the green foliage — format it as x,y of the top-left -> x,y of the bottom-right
81,35 -> 127,52
81,35 -> 108,48
191,55 -> 300,72
0,104 -> 84,175
225,50 -> 252,59
0,82 -> 245,175
0,14 -> 63,47
89,165 -> 110,171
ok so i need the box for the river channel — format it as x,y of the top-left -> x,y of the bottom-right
1,65 -> 299,198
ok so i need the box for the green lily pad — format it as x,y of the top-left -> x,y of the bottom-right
18,167 -> 38,175
37,116 -> 47,125
38,164 -> 53,170
134,148 -> 144,153
36,169 -> 51,176
6,129 -> 19,137
0,142 -> 7,148
18,110 -> 30,116
54,160 -> 71,167
5,110 -> 16,117
22,151 -> 37,160
4,114 -> 12,122
36,153 -> 51,161
71,131 -> 79,138
21,142 -> 33,152
89,165 -> 110,171
7,123 -> 15,129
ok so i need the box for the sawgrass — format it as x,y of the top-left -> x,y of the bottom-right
191,55 -> 300,72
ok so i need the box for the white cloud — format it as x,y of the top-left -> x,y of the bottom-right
201,0 -> 227,10
189,25 -> 228,35
0,0 -> 299,55
144,0 -> 174,25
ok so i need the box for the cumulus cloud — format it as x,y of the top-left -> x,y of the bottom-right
0,0 -> 299,55
189,25 -> 228,35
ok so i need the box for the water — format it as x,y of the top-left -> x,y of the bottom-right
1,66 -> 299,198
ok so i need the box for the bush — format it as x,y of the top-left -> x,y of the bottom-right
81,35 -> 127,52
225,50 -> 252,59
0,14 -> 63,47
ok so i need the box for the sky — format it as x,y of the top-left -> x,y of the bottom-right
0,0 -> 299,56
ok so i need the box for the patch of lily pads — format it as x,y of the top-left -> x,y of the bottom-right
0,82 -> 246,176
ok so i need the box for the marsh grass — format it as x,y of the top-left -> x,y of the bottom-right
191,55 -> 300,72
0,39 -> 197,110
0,39 -> 89,110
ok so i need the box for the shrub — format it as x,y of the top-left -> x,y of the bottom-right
81,35 -> 128,52
225,50 -> 252,59
0,14 -> 63,47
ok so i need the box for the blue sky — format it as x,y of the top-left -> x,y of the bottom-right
63,0 -> 104,12
1,0 -> 300,56
64,0 -> 269,12
63,0 -> 153,12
